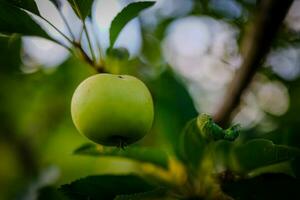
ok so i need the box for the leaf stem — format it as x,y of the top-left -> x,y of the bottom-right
79,27 -> 84,42
39,16 -> 78,56
82,20 -> 97,62
39,15 -> 73,45
70,0 -> 97,62
58,9 -> 76,41
74,43 -> 105,73
92,24 -> 105,61
213,0 -> 294,127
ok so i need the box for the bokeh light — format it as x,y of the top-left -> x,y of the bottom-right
285,0 -> 300,32
266,46 -> 300,80
209,0 -> 243,19
140,0 -> 194,28
257,81 -> 289,116
93,0 -> 142,57
233,74 -> 289,129
22,37 -> 69,71
162,16 -> 241,114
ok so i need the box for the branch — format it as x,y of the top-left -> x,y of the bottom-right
213,0 -> 294,127
74,42 -> 105,73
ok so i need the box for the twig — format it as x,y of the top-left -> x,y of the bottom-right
39,15 -> 73,45
213,0 -> 294,127
79,26 -> 84,42
82,20 -> 97,62
92,23 -> 105,61
74,42 -> 105,73
39,16 -> 81,59
70,0 -> 97,62
58,9 -> 76,41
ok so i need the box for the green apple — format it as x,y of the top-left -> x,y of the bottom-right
71,74 -> 154,147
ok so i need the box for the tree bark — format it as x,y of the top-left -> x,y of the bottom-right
213,0 -> 294,127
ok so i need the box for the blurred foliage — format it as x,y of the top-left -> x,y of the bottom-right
59,175 -> 157,200
222,173 -> 300,200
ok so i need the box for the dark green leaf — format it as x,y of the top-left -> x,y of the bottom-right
222,174 -> 300,200
212,139 -> 300,175
106,47 -> 130,60
114,188 -> 168,200
38,186 -> 67,200
59,175 -> 157,200
0,0 -> 40,15
292,157 -> 300,178
0,35 -> 21,74
109,1 -> 155,48
140,34 -> 165,69
0,1 -> 52,40
67,0 -> 94,19
197,114 -> 225,140
147,70 -> 197,156
178,119 -> 207,172
197,114 -> 239,141
234,139 -> 300,172
74,143 -> 169,169
211,140 -> 233,172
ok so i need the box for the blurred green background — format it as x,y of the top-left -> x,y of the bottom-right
1,0 -> 300,199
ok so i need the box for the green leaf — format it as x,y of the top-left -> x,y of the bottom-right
234,139 -> 300,173
140,34 -> 165,69
0,0 -> 40,15
0,35 -> 21,74
74,143 -> 169,169
213,139 -> 300,175
197,114 -> 239,141
114,188 -> 168,200
59,175 -> 157,200
197,114 -> 225,140
106,47 -> 130,60
0,1 -> 52,40
38,186 -> 67,200
67,0 -> 94,19
109,1 -> 155,48
222,174 -> 300,200
147,70 -> 197,156
178,119 -> 207,172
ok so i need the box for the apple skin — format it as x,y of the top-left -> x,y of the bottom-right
71,74 -> 154,146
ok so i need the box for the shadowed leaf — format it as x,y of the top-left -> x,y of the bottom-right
60,175 -> 157,200
0,1 -> 52,40
67,0 -> 94,19
0,0 -> 40,15
178,119 -> 207,172
213,139 -> 300,175
109,1 -> 155,48
114,188 -> 168,200
74,143 -> 169,169
222,174 -> 300,200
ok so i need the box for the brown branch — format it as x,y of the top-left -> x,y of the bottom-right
74,43 -> 105,73
214,0 -> 294,127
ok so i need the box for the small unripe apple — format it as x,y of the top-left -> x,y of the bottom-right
71,74 -> 154,147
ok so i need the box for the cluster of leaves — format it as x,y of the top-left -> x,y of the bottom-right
44,114 -> 299,200
0,0 -> 155,73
